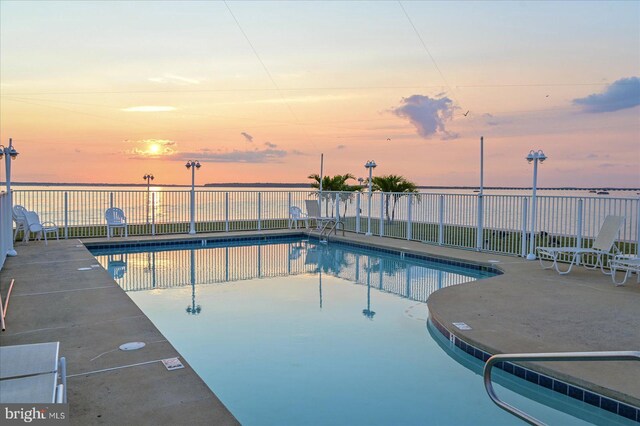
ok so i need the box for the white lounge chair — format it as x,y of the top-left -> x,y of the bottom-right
537,215 -> 625,275
288,206 -> 308,229
23,210 -> 59,244
305,200 -> 334,230
0,342 -> 67,403
610,255 -> 640,286
105,207 -> 127,238
12,205 -> 28,242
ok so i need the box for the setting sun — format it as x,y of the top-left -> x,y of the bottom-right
148,143 -> 161,155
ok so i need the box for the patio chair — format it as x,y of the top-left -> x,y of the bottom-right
0,342 -> 67,403
12,205 -> 28,242
23,210 -> 59,244
105,207 -> 127,238
288,206 -> 308,229
610,255 -> 640,286
305,200 -> 334,230
537,215 -> 625,275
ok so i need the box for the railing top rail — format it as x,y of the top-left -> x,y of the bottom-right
483,351 -> 640,426
10,188 -> 640,201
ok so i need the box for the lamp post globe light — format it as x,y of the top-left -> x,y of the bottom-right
364,160 -> 377,236
186,160 -> 201,235
143,174 -> 154,225
525,150 -> 547,260
0,138 -> 19,256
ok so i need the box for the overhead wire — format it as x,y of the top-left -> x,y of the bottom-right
398,1 -> 462,108
0,82 -> 615,97
222,1 -> 318,151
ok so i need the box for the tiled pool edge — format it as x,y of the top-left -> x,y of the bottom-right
84,231 -> 503,276
322,234 -> 502,276
84,232 -> 302,251
429,314 -> 640,423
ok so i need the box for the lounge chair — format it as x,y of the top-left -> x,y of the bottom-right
105,207 -> 127,238
0,342 -> 67,403
610,255 -> 640,286
23,210 -> 59,244
304,200 -> 334,230
288,206 -> 308,229
12,205 -> 28,242
537,215 -> 625,275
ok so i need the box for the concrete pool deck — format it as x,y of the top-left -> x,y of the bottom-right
0,237 -> 241,425
1,229 -> 638,423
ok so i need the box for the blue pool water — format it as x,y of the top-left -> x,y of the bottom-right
91,237 -> 633,426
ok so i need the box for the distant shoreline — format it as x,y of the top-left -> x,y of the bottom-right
2,182 -> 639,191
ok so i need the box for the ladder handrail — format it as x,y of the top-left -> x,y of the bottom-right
483,350 -> 640,426
319,219 -> 345,239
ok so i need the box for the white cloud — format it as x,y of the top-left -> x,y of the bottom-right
126,139 -> 176,158
148,73 -> 201,85
174,148 -> 287,163
122,106 -> 176,112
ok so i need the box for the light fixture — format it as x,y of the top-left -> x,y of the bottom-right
525,149 -> 548,260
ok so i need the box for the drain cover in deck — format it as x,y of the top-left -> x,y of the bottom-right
119,342 -> 146,351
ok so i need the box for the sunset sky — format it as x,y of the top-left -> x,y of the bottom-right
1,1 -> 638,187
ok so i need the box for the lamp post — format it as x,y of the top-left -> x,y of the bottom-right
525,150 -> 547,260
185,160 -> 201,234
0,138 -> 19,256
143,173 -> 154,225
364,160 -> 377,236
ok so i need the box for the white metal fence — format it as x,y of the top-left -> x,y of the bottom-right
10,189 -> 640,263
0,192 -> 12,270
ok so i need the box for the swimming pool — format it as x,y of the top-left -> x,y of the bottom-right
90,236 -> 633,425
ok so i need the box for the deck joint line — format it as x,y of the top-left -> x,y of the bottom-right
14,285 -> 114,297
67,358 -> 177,378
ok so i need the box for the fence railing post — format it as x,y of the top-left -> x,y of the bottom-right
64,192 -> 69,239
438,195 -> 444,246
287,192 -> 292,229
407,194 -> 413,240
576,199 -> 584,249
257,192 -> 262,231
521,197 -> 529,257
637,197 -> 640,256
476,194 -> 483,251
379,194 -> 384,237
225,192 -> 229,232
151,192 -> 156,236
335,193 -> 340,221
356,192 -> 361,233
109,192 -> 114,209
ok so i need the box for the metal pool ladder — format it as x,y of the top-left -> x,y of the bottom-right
483,350 -> 640,426
319,219 -> 345,242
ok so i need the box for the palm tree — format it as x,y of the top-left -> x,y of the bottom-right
308,173 -> 356,216
371,175 -> 419,222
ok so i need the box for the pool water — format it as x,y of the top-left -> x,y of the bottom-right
91,237 -> 633,426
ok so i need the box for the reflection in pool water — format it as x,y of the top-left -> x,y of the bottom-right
90,238 -> 627,426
